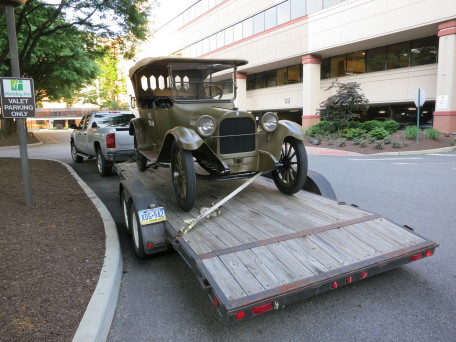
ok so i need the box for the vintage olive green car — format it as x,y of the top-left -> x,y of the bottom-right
129,57 -> 308,211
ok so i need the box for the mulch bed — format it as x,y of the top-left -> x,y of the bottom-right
305,132 -> 456,155
0,158 -> 105,342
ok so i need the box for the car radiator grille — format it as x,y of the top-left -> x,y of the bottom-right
219,117 -> 256,154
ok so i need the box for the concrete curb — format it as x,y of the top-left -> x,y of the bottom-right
371,146 -> 456,156
50,160 -> 122,342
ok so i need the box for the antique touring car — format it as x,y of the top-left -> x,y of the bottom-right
128,57 -> 308,210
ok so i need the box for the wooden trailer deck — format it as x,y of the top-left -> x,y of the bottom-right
117,162 -> 437,320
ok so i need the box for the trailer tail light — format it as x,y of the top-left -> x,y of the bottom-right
425,250 -> 433,257
346,276 -> 353,284
360,272 -> 368,279
410,253 -> 422,261
146,242 -> 153,249
331,281 -> 338,289
252,302 -> 273,315
106,133 -> 116,148
235,311 -> 245,320
213,297 -> 219,307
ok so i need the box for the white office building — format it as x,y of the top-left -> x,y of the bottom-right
135,0 -> 456,133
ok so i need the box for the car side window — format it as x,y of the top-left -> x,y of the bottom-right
83,115 -> 91,130
78,116 -> 87,129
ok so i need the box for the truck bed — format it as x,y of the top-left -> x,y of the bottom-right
117,163 -> 437,320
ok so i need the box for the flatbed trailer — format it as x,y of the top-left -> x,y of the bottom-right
116,162 -> 438,321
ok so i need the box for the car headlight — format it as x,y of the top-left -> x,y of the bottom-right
261,112 -> 278,132
196,115 -> 216,137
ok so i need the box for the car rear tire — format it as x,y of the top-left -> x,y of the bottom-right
96,148 -> 113,177
272,137 -> 308,195
171,141 -> 196,211
71,143 -> 83,163
130,202 -> 146,259
134,136 -> 147,172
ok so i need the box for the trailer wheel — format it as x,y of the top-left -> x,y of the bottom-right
120,190 -> 131,235
272,137 -> 308,195
96,148 -> 113,177
135,136 -> 147,172
170,141 -> 196,211
71,143 -> 83,163
131,202 -> 146,259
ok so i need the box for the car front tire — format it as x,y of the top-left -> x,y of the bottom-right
272,137 -> 308,195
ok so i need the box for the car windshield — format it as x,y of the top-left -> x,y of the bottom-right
93,113 -> 135,128
169,62 -> 235,102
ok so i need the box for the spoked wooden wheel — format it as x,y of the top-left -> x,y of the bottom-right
272,137 -> 308,195
170,141 -> 196,211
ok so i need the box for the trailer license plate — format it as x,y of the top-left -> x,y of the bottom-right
138,207 -> 167,225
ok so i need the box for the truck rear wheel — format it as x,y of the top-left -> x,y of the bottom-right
272,137 -> 308,195
130,202 -> 146,259
171,141 -> 196,211
96,149 -> 113,176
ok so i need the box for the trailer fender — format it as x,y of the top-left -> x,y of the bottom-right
120,178 -> 170,255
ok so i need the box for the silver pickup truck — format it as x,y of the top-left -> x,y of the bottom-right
70,111 -> 135,176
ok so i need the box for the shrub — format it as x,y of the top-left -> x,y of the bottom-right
404,126 -> 419,140
425,128 -> 440,140
352,137 -> 363,145
368,136 -> 376,144
361,120 -> 383,132
327,139 -> 334,145
306,120 -> 337,137
360,141 -> 367,148
392,142 -> 401,149
374,142 -> 384,150
343,128 -> 366,140
382,120 -> 400,134
384,136 -> 392,144
338,139 -> 346,147
368,127 -> 390,140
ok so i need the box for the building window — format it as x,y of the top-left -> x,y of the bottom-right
330,55 -> 346,78
287,65 -> 301,83
265,69 -> 277,87
243,17 -> 254,38
366,46 -> 386,73
411,36 -> 438,66
386,42 -> 410,70
307,0 -> 322,14
247,65 -> 302,90
265,6 -> 277,30
291,0 -> 306,20
253,12 -> 265,34
346,51 -> 365,75
277,1 -> 291,25
256,72 -> 266,89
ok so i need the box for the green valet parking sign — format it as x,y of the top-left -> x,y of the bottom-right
0,77 -> 36,118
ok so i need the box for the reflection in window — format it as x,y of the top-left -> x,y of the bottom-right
253,12 -> 265,34
277,1 -> 291,25
277,67 -> 288,86
216,31 -> 224,49
233,22 -> 243,41
411,36 -> 438,66
243,17 -> 254,38
291,0 -> 306,20
256,72 -> 265,89
287,65 -> 301,83
366,46 -> 386,73
266,70 -> 277,87
386,42 -> 410,70
265,6 -> 277,30
246,65 -> 302,90
225,26 -> 234,45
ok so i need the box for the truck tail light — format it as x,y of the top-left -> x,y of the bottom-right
106,133 -> 116,148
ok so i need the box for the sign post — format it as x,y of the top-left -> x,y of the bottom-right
413,88 -> 426,144
1,3 -> 34,205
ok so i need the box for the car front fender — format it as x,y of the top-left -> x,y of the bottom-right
261,120 -> 306,158
156,127 -> 204,162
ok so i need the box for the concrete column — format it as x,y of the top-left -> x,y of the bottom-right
233,72 -> 247,109
302,54 -> 321,128
434,20 -> 456,134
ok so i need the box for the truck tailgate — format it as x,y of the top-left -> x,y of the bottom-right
118,163 -> 438,320
115,128 -> 133,149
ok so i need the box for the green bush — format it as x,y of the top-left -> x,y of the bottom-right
392,142 -> 401,149
374,142 -> 384,150
382,120 -> 400,134
343,128 -> 366,140
361,120 -> 383,132
404,126 -> 419,140
384,136 -> 392,144
425,128 -> 440,140
368,127 -> 390,140
352,137 -> 363,145
306,120 -> 337,137
338,139 -> 346,147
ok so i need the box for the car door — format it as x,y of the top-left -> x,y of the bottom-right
74,114 -> 91,153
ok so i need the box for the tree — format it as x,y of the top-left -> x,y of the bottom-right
317,80 -> 369,130
0,0 -> 151,134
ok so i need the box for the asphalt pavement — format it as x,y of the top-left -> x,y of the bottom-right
2,130 -> 456,342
